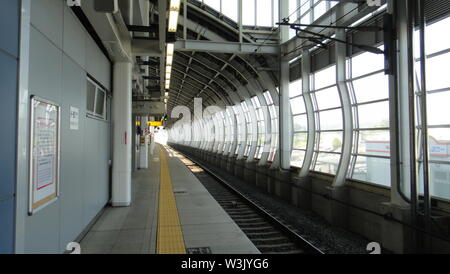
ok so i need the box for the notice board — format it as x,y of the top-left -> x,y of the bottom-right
29,96 -> 60,215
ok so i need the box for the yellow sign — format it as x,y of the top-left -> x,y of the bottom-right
147,121 -> 163,127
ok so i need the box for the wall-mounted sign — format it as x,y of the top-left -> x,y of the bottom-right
70,106 -> 79,130
147,121 -> 163,127
29,96 -> 60,215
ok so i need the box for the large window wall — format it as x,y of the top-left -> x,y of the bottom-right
264,91 -> 278,162
225,108 -> 235,154
234,105 -> 244,155
242,101 -> 253,156
346,48 -> 391,187
251,96 -> 266,159
311,65 -> 343,175
415,16 -> 450,200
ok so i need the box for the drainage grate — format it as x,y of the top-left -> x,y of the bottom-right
186,247 -> 212,254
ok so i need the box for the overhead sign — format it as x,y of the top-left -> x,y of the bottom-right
148,121 -> 163,127
29,96 -> 60,215
132,101 -> 165,115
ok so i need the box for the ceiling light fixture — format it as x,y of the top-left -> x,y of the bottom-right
168,0 -> 180,32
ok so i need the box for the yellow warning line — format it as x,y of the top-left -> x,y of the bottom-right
156,145 -> 186,254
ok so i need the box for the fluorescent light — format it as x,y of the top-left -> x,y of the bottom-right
166,43 -> 174,56
165,72 -> 171,79
166,65 -> 172,74
169,0 -> 180,11
165,92 -> 169,97
165,81 -> 170,89
168,10 -> 179,32
166,55 -> 173,66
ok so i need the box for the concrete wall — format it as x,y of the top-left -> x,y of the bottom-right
16,0 -> 111,253
0,0 -> 20,254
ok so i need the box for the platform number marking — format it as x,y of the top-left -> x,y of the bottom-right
66,242 -> 81,254
367,242 -> 381,254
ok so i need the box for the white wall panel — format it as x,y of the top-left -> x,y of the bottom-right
59,55 -> 86,251
85,34 -> 111,90
30,0 -> 63,49
21,0 -> 112,253
28,27 -> 62,102
63,7 -> 86,69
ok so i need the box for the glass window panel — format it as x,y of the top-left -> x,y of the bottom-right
273,0 -> 279,27
358,101 -> 389,129
293,114 -> 307,132
424,17 -> 450,55
86,80 -> 96,113
352,156 -> 391,187
242,0 -> 255,25
313,1 -> 327,21
289,0 -> 298,19
258,121 -> 265,133
319,131 -> 343,152
319,109 -> 343,130
358,130 -> 390,156
293,133 -> 308,149
257,0 -> 272,26
315,86 -> 341,110
429,128 -> 450,163
269,105 -> 277,118
430,163 -> 450,200
352,72 -> 389,103
427,91 -> 450,126
290,96 -> 306,115
264,91 -> 274,105
314,153 -> 341,174
314,65 -> 335,90
289,79 -> 302,98
222,0 -> 238,21
291,149 -> 306,168
271,119 -> 278,133
300,11 -> 311,25
95,89 -> 105,116
425,53 -> 450,91
351,48 -> 385,78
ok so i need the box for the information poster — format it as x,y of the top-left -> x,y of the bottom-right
29,96 -> 60,214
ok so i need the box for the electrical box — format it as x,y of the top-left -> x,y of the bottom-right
94,0 -> 118,13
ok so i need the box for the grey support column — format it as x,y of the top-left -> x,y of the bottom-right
112,62 -> 133,207
299,50 -> 315,178
279,0 -> 292,171
333,28 -> 353,187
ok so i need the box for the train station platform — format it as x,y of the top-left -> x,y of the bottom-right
79,144 -> 259,254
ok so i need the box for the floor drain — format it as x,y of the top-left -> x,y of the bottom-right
186,247 -> 212,254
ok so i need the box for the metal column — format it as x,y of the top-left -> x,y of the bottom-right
112,62 -> 133,207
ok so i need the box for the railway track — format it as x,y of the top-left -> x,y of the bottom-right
172,149 -> 324,255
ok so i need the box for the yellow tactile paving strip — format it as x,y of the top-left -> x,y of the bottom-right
156,145 -> 186,254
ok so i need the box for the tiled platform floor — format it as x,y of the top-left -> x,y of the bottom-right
80,143 -> 259,254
